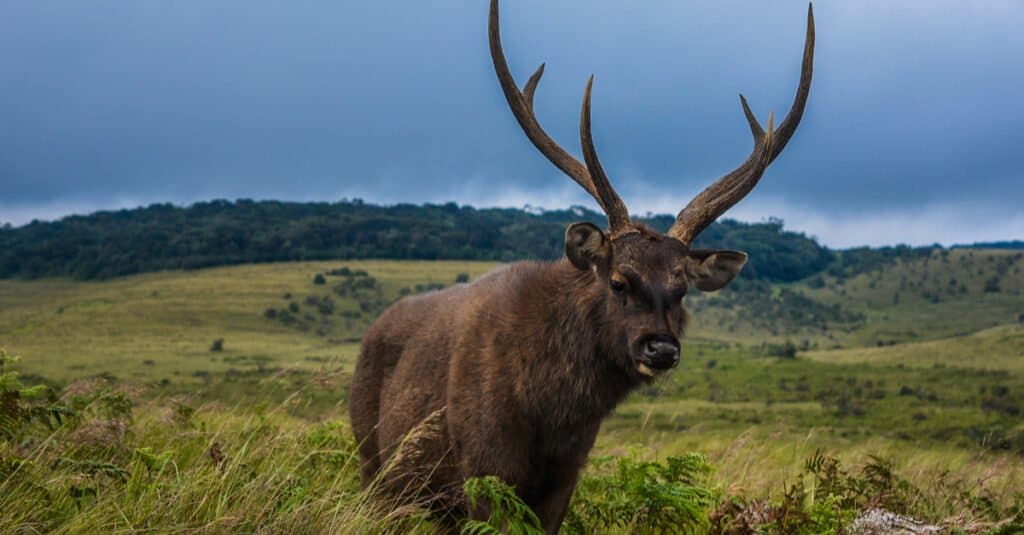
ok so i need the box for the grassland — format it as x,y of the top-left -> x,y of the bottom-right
2,250 -> 1023,532
0,260 -> 498,384
688,248 -> 1024,348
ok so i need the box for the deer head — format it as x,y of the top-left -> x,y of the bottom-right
489,0 -> 814,376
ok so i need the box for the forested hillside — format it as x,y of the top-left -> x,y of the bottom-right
0,200 -> 832,281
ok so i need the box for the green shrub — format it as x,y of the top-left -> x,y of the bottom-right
564,453 -> 713,534
0,348 -> 73,442
711,452 -> 926,534
803,451 -> 920,515
461,476 -> 543,535
762,340 -> 797,359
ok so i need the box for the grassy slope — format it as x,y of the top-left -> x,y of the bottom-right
807,249 -> 1023,347
804,325 -> 1024,371
4,249 -> 1020,383
686,249 -> 1023,349
0,260 -> 498,384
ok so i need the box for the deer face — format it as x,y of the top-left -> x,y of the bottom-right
566,222 -> 747,377
491,0 -> 811,371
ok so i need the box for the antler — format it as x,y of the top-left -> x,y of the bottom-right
489,0 -> 632,234
667,4 -> 815,246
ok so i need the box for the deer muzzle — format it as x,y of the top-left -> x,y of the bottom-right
634,334 -> 680,375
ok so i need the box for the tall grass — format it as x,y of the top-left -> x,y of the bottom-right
0,370 -> 436,533
3,348 -> 1023,533
6,325 -> 1024,528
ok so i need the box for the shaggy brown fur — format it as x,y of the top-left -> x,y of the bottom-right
350,227 -> 747,532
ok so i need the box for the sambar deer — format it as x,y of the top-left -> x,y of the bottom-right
350,0 -> 814,531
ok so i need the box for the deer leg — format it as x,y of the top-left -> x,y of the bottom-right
532,468 -> 582,534
455,428 -> 533,524
532,423 -> 599,533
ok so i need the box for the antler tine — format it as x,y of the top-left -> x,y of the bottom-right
768,4 -> 814,161
488,0 -> 596,200
580,76 -> 632,234
522,63 -> 544,110
668,3 -> 815,246
489,0 -> 631,229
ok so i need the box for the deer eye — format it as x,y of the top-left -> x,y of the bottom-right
610,279 -> 627,293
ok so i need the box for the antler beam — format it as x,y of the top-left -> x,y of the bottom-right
489,0 -> 632,234
668,5 -> 815,245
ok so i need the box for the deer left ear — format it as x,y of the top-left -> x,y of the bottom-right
565,222 -> 610,272
686,249 -> 748,291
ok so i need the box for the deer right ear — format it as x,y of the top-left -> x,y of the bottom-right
565,222 -> 610,271
686,249 -> 748,291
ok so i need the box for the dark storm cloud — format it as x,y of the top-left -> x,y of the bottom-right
1,1 -> 1021,246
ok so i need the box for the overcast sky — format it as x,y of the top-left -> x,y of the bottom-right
1,1 -> 1022,247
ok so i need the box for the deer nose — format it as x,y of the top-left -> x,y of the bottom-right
643,337 -> 680,369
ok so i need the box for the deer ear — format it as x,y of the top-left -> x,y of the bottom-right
565,222 -> 610,271
686,249 -> 747,291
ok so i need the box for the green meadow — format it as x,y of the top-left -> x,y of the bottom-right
2,249 -> 1024,532
0,260 -> 498,384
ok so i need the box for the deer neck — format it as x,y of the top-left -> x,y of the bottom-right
518,260 -> 636,429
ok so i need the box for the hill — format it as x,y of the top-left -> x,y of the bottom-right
955,240 -> 1024,250
0,199 -> 831,281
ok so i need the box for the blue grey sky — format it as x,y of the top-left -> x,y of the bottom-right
1,1 -> 1021,247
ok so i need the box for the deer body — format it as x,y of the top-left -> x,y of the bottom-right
350,0 -> 815,531
352,260 -> 637,529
